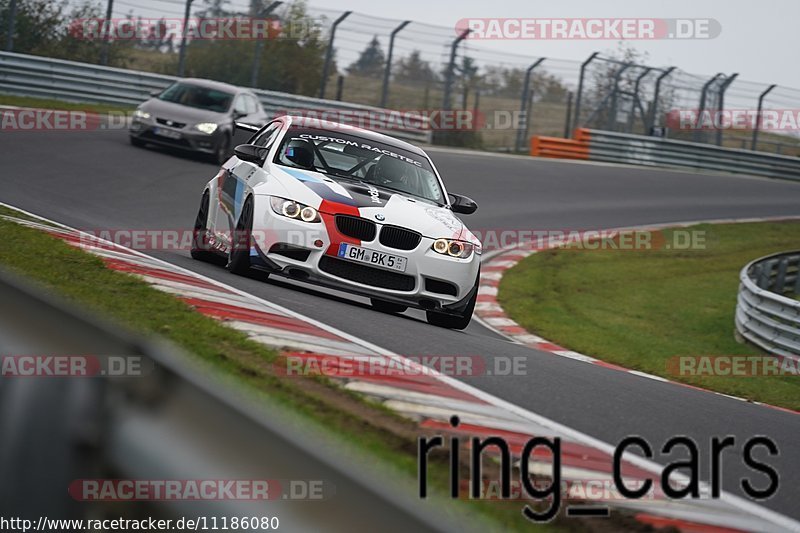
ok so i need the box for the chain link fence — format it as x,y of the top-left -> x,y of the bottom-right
2,0 -> 799,154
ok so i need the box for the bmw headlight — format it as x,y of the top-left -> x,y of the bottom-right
432,238 -> 477,259
194,122 -> 218,134
270,197 -> 321,223
133,109 -> 151,120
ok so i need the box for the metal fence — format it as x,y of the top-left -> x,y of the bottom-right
3,1 -> 799,152
582,129 -> 800,181
0,51 -> 432,143
735,251 -> 800,361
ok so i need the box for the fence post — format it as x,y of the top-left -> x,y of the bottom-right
177,0 -> 194,77
335,75 -> 344,101
714,73 -> 738,146
563,91 -> 573,138
606,62 -> 632,130
515,58 -> 544,152
99,0 -> 114,65
5,0 -> 17,51
571,51 -> 599,132
318,11 -> 352,99
442,29 -> 470,111
751,84 -> 777,151
249,1 -> 282,88
627,67 -> 652,133
380,20 -> 410,108
693,72 -> 723,142
647,66 -> 675,134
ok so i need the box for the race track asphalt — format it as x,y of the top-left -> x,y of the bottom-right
1,129 -> 799,520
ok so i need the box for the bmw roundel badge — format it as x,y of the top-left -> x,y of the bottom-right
375,213 -> 385,221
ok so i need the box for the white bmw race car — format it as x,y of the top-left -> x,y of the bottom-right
191,116 -> 482,329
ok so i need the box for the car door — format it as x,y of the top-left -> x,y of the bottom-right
215,121 -> 282,240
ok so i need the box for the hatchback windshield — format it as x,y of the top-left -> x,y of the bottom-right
274,128 -> 445,205
158,83 -> 233,113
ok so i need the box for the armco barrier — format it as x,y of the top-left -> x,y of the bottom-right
0,51 -> 431,143
531,129 -> 800,181
735,251 -> 800,360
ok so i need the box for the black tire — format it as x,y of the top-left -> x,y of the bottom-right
129,136 -> 145,148
370,299 -> 408,314
212,134 -> 231,165
190,191 -> 224,264
228,196 -> 253,275
425,278 -> 478,330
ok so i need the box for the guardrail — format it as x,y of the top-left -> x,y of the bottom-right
735,251 -> 800,361
0,51 -> 432,144
530,129 -> 800,181
0,266 -> 460,531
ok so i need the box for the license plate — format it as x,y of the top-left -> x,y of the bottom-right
153,127 -> 181,139
338,244 -> 407,272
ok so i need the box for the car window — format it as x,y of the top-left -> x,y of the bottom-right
274,127 -> 444,205
158,82 -> 233,112
245,95 -> 260,114
251,122 -> 280,148
233,95 -> 248,115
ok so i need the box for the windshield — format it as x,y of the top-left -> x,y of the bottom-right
157,83 -> 233,113
274,128 -> 445,205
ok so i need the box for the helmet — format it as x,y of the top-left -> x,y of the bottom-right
373,155 -> 408,185
284,138 -> 315,169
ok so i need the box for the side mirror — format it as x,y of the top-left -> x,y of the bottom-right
448,193 -> 478,215
233,109 -> 247,119
234,144 -> 267,164
149,89 -> 162,97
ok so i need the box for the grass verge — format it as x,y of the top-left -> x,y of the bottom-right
499,221 -> 800,411
0,94 -> 133,114
0,208 -> 570,532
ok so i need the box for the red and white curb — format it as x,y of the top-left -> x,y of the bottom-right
2,206 -> 797,533
474,217 -> 800,417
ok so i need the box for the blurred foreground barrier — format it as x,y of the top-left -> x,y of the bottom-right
531,129 -> 800,181
0,267 -> 460,531
735,251 -> 800,361
0,51 -> 432,143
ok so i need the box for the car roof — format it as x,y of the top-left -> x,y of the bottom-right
283,116 -> 428,157
179,78 -> 250,95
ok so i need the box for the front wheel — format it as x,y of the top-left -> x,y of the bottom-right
425,279 -> 478,330
190,191 -> 224,264
228,196 -> 253,275
129,136 -> 146,148
212,135 -> 231,165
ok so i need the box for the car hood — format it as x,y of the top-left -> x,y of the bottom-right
265,166 -> 477,242
139,98 -> 229,125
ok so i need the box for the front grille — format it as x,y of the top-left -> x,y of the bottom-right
335,215 -> 376,241
379,225 -> 422,250
155,117 -> 187,128
319,256 -> 415,291
425,278 -> 458,296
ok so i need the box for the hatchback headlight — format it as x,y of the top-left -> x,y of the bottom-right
194,122 -> 218,134
270,197 -> 320,223
432,238 -> 476,258
133,109 -> 151,120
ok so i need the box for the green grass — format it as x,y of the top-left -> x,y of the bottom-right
0,208 -> 572,532
499,221 -> 800,411
0,94 -> 134,114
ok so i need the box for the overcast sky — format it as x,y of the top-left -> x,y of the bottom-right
310,0 -> 800,89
